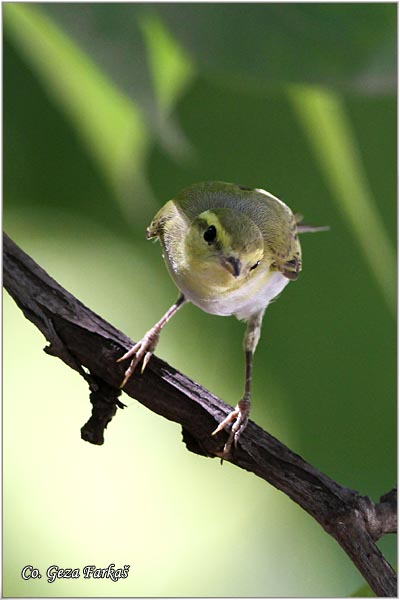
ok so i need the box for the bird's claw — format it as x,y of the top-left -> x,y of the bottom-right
117,330 -> 159,388
212,401 -> 249,458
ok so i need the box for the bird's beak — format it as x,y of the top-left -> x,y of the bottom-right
221,256 -> 242,277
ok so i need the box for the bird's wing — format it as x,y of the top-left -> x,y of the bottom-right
146,200 -> 186,240
274,214 -> 328,279
265,209 -> 303,281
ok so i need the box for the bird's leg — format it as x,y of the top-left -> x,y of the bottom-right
117,294 -> 186,388
212,351 -> 253,457
212,311 -> 264,457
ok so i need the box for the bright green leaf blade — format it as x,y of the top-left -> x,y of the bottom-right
289,85 -> 396,317
4,3 -> 155,223
139,11 -> 195,114
42,4 -> 195,162
42,4 -> 396,97
139,11 -> 196,160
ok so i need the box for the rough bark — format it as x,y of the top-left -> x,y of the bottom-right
3,233 -> 397,597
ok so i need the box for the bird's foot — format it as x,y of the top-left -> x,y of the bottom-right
212,397 -> 250,458
117,328 -> 160,388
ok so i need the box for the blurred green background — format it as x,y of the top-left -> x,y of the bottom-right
3,3 -> 396,597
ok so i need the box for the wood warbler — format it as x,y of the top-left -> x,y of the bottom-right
118,181 -> 327,456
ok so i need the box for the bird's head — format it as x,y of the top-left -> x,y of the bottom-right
185,208 -> 264,280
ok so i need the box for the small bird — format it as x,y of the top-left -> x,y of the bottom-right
118,181 -> 327,457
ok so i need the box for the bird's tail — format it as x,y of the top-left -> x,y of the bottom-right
294,213 -> 330,234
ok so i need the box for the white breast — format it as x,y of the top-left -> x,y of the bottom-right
178,270 -> 290,321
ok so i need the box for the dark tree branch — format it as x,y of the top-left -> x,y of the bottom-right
3,232 -> 397,597
371,489 -> 398,540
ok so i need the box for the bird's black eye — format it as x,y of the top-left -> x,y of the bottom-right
250,260 -> 260,271
203,225 -> 217,243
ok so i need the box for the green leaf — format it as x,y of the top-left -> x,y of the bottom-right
289,85 -> 396,316
4,3 -> 156,226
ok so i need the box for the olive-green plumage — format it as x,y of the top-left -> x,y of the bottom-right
118,181 -> 326,457
148,181 -> 302,280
